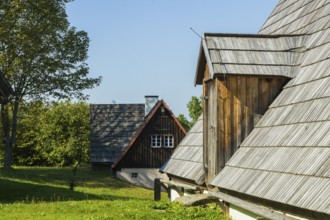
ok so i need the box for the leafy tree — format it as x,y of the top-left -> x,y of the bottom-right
177,114 -> 191,132
11,101 -> 90,167
177,96 -> 203,132
187,96 -> 203,124
0,1 -> 101,168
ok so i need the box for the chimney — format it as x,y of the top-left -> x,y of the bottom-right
145,95 -> 158,116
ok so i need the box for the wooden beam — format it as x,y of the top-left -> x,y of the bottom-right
160,179 -> 204,191
208,191 -> 298,220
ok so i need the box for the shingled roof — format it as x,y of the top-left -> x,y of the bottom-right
90,104 -> 145,164
160,114 -> 204,185
211,0 -> 330,217
194,33 -> 305,85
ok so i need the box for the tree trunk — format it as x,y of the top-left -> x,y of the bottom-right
2,103 -> 11,169
2,100 -> 19,169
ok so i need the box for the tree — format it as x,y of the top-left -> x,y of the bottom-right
177,114 -> 191,132
11,101 -> 90,167
0,1 -> 101,168
187,96 -> 203,124
177,96 -> 203,132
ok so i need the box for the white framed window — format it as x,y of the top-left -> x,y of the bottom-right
163,135 -> 174,148
151,135 -> 162,148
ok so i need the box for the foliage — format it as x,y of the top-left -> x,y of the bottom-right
177,96 -> 203,131
11,101 -> 90,167
177,114 -> 191,132
0,167 -> 227,220
187,96 -> 203,124
0,0 -> 101,168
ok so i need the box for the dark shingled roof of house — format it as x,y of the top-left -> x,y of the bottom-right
90,104 -> 145,164
211,0 -> 330,216
160,114 -> 204,185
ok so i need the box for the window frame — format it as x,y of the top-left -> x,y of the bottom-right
151,135 -> 162,148
163,135 -> 174,148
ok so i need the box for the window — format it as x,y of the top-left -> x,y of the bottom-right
151,134 -> 174,148
164,135 -> 174,148
131,173 -> 138,179
151,135 -> 162,148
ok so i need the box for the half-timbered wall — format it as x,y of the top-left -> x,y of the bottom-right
204,71 -> 289,182
115,105 -> 185,169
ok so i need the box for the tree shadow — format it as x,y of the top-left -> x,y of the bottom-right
0,178 -> 141,204
0,166 -> 135,189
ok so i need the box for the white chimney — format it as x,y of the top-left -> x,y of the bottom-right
145,95 -> 158,115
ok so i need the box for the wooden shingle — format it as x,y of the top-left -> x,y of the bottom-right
160,115 -> 204,185
211,0 -> 330,217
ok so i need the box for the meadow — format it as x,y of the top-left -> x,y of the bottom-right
0,166 -> 228,220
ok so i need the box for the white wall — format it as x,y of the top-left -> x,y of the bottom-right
170,188 -> 181,202
229,204 -> 308,220
116,168 -> 169,189
230,205 -> 259,220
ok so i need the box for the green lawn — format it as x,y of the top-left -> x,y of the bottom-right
0,166 -> 227,220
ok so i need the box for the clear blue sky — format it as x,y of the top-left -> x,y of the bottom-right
67,0 -> 278,118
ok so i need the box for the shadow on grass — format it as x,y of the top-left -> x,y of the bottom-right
0,178 -> 140,204
0,166 -> 135,189
0,167 -> 144,204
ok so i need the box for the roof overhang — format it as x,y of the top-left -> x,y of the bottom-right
194,33 -> 305,86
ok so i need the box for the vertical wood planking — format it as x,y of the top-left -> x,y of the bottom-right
217,79 -> 226,170
225,78 -> 232,166
236,77 -> 242,151
117,107 -> 185,169
210,75 -> 289,172
203,65 -> 210,179
207,80 -> 219,182
240,77 -> 247,145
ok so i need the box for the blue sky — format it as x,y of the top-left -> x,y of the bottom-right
67,0 -> 278,118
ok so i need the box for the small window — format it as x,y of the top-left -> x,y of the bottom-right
131,173 -> 138,179
151,135 -> 162,148
164,135 -> 174,148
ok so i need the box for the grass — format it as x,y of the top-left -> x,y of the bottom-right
0,166 -> 228,220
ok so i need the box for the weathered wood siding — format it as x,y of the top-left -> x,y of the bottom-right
116,105 -> 185,169
204,68 -> 289,182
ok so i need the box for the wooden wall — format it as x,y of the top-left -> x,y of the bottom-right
204,73 -> 289,183
115,105 -> 186,169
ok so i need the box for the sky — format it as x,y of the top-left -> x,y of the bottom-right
66,0 -> 279,118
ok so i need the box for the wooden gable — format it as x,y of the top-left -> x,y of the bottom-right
112,100 -> 186,170
204,73 -> 290,182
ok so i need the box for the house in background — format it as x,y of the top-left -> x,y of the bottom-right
90,96 -> 186,188
162,0 -> 330,219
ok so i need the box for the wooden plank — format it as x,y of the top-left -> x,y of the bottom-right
239,77 -> 248,142
207,81 -> 219,181
230,77 -> 236,162
203,79 -> 209,179
237,77 -> 243,150
208,191 -> 298,220
217,79 -> 226,169
224,77 -> 232,166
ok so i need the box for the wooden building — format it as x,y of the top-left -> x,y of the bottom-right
161,0 -> 330,219
90,96 -> 186,188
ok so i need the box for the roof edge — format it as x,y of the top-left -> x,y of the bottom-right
204,32 -> 305,38
210,188 -> 330,219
